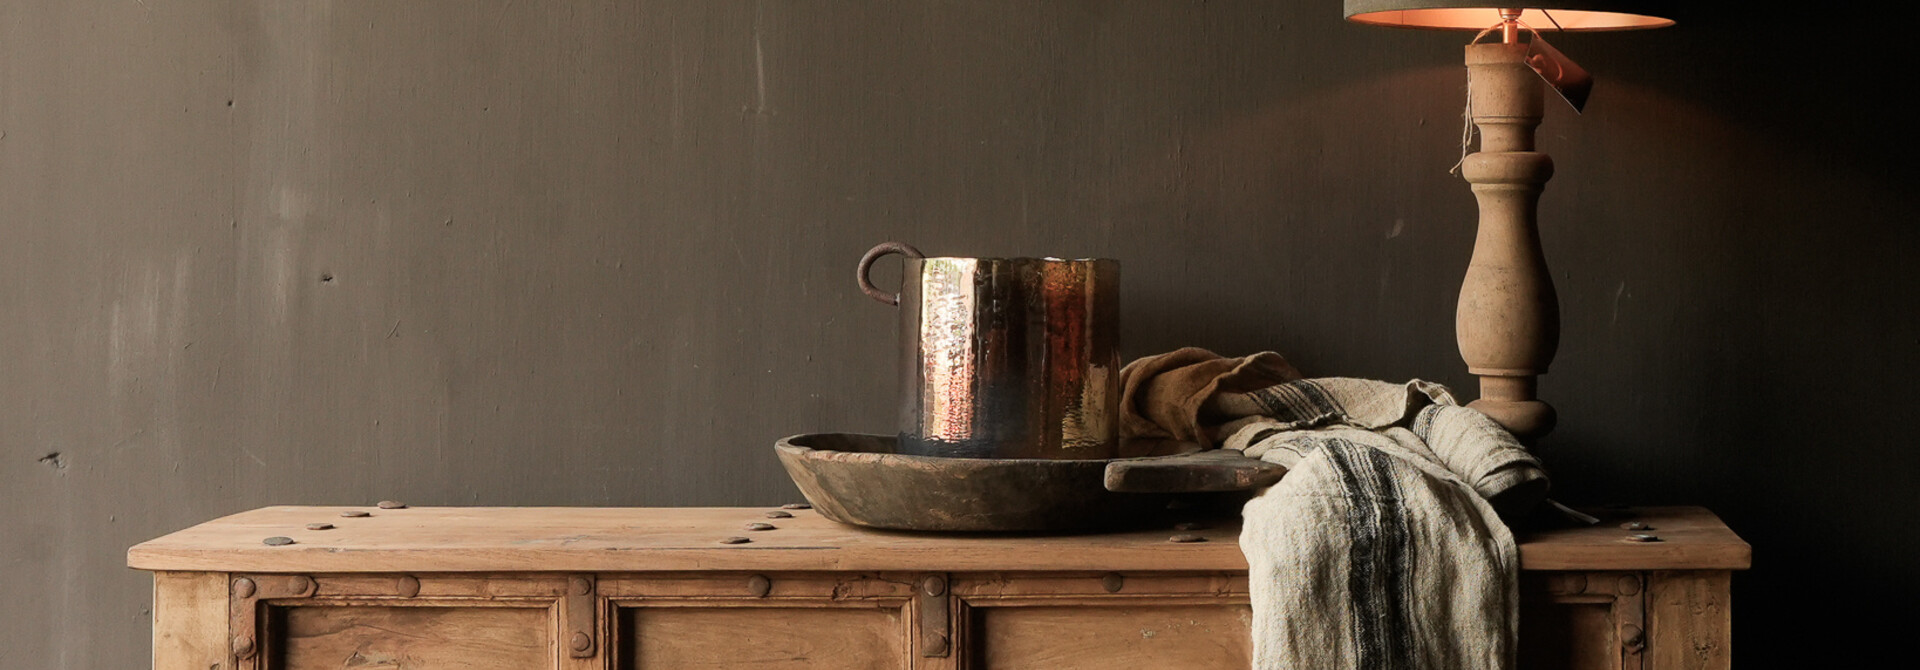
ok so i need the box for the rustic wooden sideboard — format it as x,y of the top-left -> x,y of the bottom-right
129,505 -> 1747,669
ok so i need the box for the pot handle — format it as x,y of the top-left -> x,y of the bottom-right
856,242 -> 926,306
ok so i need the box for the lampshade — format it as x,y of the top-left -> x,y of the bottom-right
1344,1 -> 1673,31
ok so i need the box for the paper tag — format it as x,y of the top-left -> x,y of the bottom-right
1525,34 -> 1593,113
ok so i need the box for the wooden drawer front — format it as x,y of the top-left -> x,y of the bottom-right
270,605 -> 551,669
1520,598 -> 1619,670
969,604 -> 1252,669
619,605 -> 904,669
1517,571 -> 1648,670
956,572 -> 1252,670
606,572 -> 918,669
226,574 -> 594,670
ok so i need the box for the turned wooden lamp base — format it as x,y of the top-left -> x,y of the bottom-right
1470,377 -> 1556,440
1458,40 -> 1560,443
1342,5 -> 1676,445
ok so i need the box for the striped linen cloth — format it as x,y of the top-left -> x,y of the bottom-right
1119,350 -> 1547,670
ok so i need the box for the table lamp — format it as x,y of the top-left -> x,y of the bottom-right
1344,2 -> 1673,441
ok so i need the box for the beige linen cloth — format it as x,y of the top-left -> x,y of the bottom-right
1120,348 -> 1548,670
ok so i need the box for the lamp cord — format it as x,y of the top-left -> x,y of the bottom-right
1540,9 -> 1566,32
1450,78 -> 1476,176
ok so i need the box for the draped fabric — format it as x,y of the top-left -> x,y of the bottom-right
1119,349 -> 1547,670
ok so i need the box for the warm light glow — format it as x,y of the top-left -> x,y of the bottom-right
1348,8 -> 1673,31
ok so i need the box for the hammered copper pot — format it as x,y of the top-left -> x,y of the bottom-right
857,242 -> 1121,460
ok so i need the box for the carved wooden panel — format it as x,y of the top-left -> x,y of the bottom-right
605,572 -> 915,669
955,572 -> 1251,670
1518,571 -> 1648,670
1520,596 -> 1617,670
228,574 -> 599,670
968,604 -> 1252,669
617,605 -> 903,669
269,605 -> 550,669
158,567 -> 1733,669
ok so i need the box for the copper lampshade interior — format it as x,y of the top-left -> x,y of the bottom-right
1347,7 -> 1673,32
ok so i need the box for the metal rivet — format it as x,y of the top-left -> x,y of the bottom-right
569,632 -> 593,653
765,510 -> 794,519
745,522 -> 776,531
232,634 -> 257,659
1617,574 -> 1642,596
781,503 -> 812,510
340,510 -> 372,518
1625,534 -> 1662,543
571,577 -> 593,596
925,633 -> 951,656
1101,573 -> 1125,593
377,500 -> 407,510
1174,521 -> 1208,531
290,576 -> 315,595
719,536 -> 751,544
748,574 -> 772,598
397,575 -> 421,598
262,536 -> 295,546
1168,534 -> 1206,543
232,577 -> 257,599
1621,521 -> 1650,531
921,575 -> 947,597
306,522 -> 335,531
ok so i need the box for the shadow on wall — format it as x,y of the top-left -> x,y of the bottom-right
1538,14 -> 1918,665
1118,7 -> 1920,663
1546,78 -> 1920,663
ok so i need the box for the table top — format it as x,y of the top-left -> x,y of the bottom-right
128,505 -> 1750,574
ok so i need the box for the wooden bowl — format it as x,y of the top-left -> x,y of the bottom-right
776,433 -> 1167,531
776,433 -> 1284,532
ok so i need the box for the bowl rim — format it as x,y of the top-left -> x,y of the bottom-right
776,433 -> 1217,466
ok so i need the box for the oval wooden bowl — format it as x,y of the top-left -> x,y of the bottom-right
776,433 -> 1285,532
775,433 -> 1169,532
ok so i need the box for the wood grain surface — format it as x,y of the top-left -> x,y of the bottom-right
151,572 -> 230,670
621,606 -> 904,669
272,605 -> 551,669
970,604 -> 1253,669
1648,570 -> 1733,670
129,505 -> 1749,573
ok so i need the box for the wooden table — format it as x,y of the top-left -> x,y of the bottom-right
131,505 -> 1747,669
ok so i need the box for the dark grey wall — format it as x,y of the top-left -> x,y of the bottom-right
2,1 -> 1911,667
